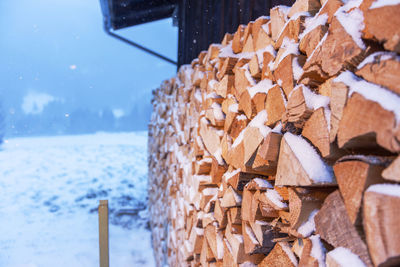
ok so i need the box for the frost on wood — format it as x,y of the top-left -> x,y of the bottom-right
276,133 -> 335,186
148,0 -> 400,265
327,247 -> 366,267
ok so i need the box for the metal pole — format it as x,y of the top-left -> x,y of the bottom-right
99,200 -> 109,267
104,24 -> 177,66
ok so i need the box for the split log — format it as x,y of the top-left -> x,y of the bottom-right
265,85 -> 286,126
222,239 -> 236,267
242,22 -> 253,47
225,223 -> 264,264
258,189 -> 288,212
276,133 -> 336,187
318,0 -> 344,24
363,3 -> 400,53
298,236 -> 325,267
288,188 -> 330,232
252,16 -> 269,46
232,25 -> 246,54
242,127 -> 265,166
248,54 -> 261,79
337,92 -> 400,153
302,107 -> 344,161
302,15 -> 367,82
221,33 -> 234,46
242,221 -> 262,254
275,15 -> 308,49
216,75 -> 234,98
221,134 -> 233,165
261,50 -> 276,80
211,158 -> 227,184
356,52 -> 400,96
214,199 -> 228,229
238,90 -> 253,119
259,200 -> 280,218
382,156 -> 400,182
246,132 -> 282,176
195,157 -> 212,175
255,26 -> 275,51
205,223 -> 224,260
252,92 -> 267,115
286,85 -> 313,129
292,238 -> 304,258
220,187 -> 242,208
199,118 -> 222,162
229,139 -> 245,170
208,44 -> 222,61
224,108 -> 238,135
288,0 -> 321,17
258,242 -> 298,267
200,238 -> 215,265
241,187 -> 257,222
333,156 -> 387,225
234,66 -> 255,99
270,6 -> 289,42
274,53 -> 306,98
299,24 -> 328,57
205,103 -> 225,128
225,171 -> 254,192
315,190 -> 373,266
328,79 -> 348,143
228,207 -> 241,225
242,34 -> 255,53
249,220 -> 276,254
363,184 -> 400,267
189,226 -> 204,254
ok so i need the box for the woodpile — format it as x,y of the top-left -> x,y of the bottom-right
148,0 -> 400,266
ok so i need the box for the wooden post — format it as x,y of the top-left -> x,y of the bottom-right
99,200 -> 109,267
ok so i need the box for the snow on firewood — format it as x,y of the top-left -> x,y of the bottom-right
334,0 -> 365,49
280,242 -> 299,266
357,51 -> 400,69
310,235 -> 326,267
265,189 -> 288,209
366,183 -> 400,197
247,79 -> 275,98
299,13 -> 328,40
284,133 -> 334,183
253,178 -> 274,189
297,209 -> 319,237
248,110 -> 271,137
327,247 -> 366,267
334,71 -> 400,123
273,38 -> 300,70
370,0 -> 400,8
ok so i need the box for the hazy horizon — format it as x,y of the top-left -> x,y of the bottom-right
0,0 -> 178,136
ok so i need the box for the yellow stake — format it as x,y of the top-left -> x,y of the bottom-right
99,200 -> 109,267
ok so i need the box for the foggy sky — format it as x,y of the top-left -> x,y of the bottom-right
0,0 -> 178,115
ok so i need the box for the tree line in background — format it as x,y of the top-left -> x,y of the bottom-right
1,101 -> 152,138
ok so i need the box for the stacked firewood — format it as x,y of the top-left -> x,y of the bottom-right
148,0 -> 400,266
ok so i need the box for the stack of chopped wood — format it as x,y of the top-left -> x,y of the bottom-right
148,0 -> 400,266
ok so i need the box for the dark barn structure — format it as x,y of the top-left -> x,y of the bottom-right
99,0 -> 294,67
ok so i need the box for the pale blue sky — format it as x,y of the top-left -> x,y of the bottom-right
0,0 -> 177,115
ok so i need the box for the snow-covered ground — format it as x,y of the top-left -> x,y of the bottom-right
0,132 -> 154,267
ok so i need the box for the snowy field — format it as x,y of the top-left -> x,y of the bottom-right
0,132 -> 154,267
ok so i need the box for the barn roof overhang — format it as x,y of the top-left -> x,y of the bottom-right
99,0 -> 178,30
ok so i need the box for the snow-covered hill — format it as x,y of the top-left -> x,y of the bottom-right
0,132 -> 154,266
